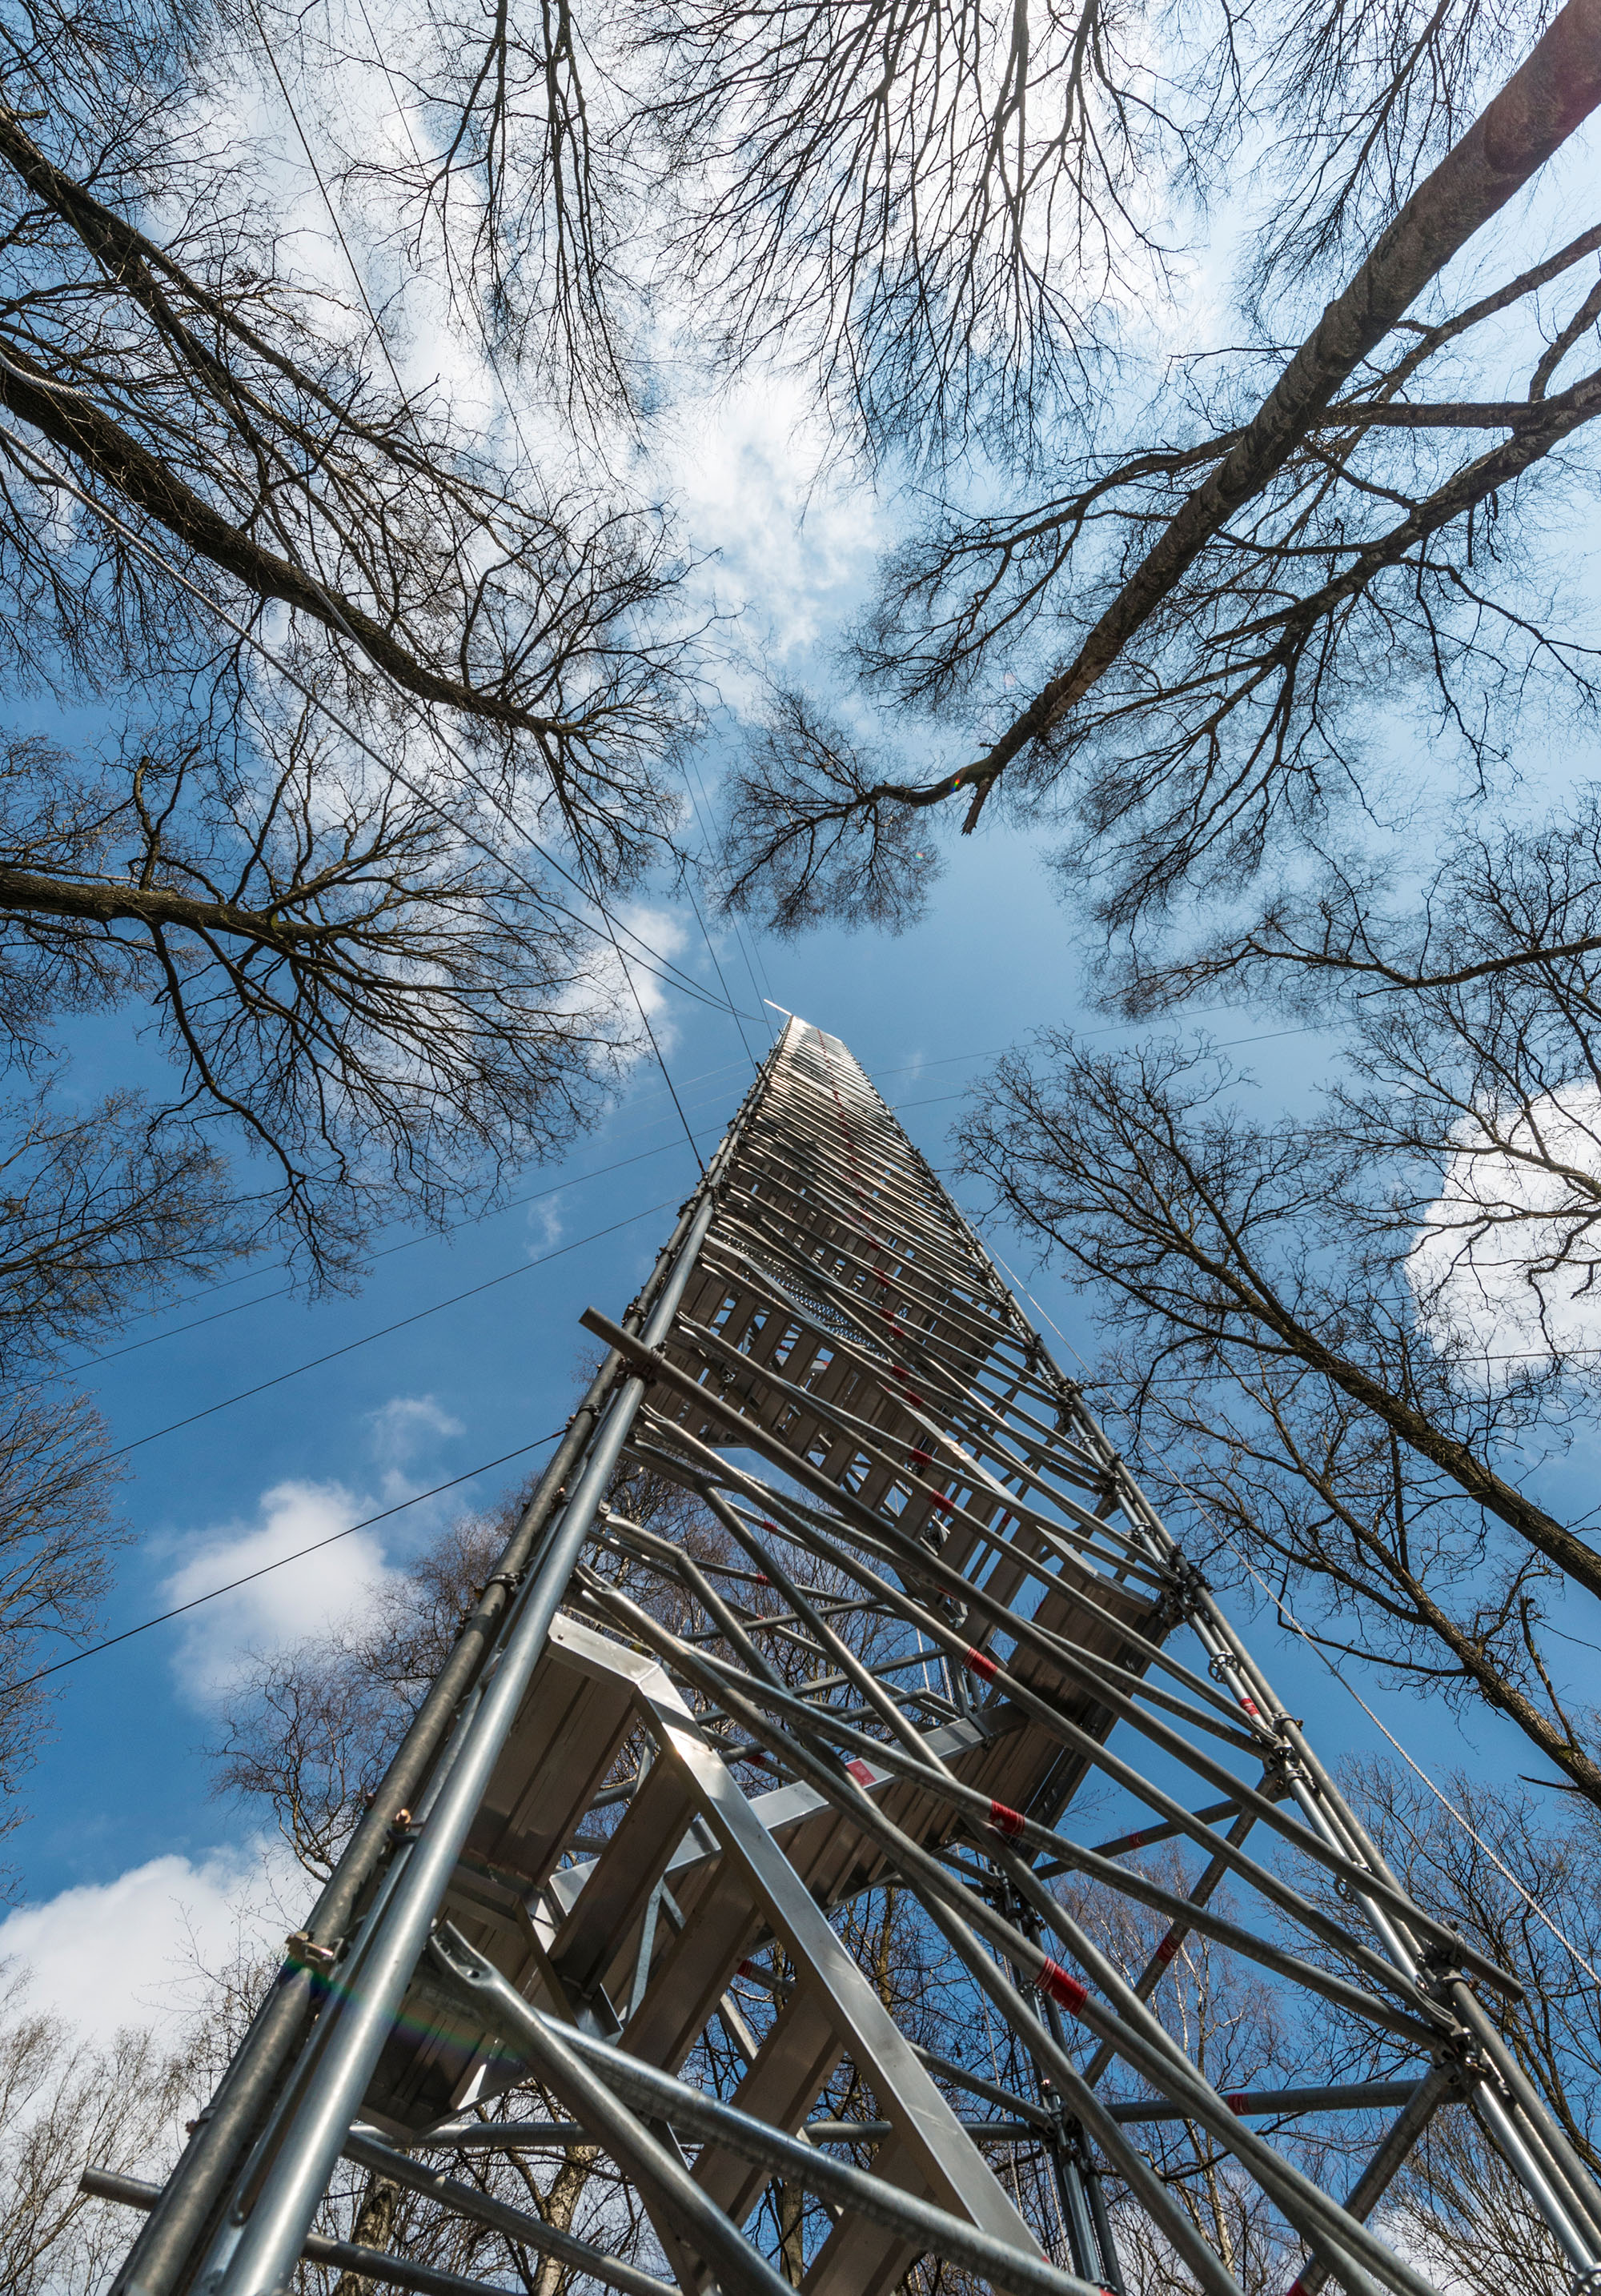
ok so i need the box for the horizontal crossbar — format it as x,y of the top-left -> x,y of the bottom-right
82,2170 -> 681,2296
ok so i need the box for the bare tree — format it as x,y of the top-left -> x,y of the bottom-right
0,823 -> 251,1854
0,717 -> 642,1281
955,1012 -> 1601,1813
0,1093 -> 235,1374
632,0 -> 1182,460
0,42 -> 696,884
0,1977 -> 193,2296
1298,1765 -> 1600,2296
632,0 -> 1601,472
0,0 -> 724,1812
0,0 -> 706,1296
0,688 -> 658,1834
300,0 -> 644,423
716,0 -> 1601,938
238,0 -> 1601,482
0,1392 -> 126,1881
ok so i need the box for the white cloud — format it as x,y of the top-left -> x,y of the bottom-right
158,1480 -> 399,1702
528,1195 -> 565,1249
590,903 -> 692,1064
0,1838 -> 297,2038
1410,1082 -> 1601,1378
667,372 -> 885,687
367,1392 -> 464,1464
364,1394 -> 468,1506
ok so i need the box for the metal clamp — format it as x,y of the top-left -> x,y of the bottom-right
283,1930 -> 337,1971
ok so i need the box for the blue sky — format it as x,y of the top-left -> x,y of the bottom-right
6,121 -> 1601,2036
13,758 -> 1599,2038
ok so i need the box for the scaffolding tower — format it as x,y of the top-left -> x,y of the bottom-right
98,1016 -> 1601,2296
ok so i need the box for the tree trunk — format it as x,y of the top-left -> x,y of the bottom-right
776,2178 -> 806,2289
331,2174 -> 400,2296
957,0 -> 1601,816
532,2146 -> 600,2296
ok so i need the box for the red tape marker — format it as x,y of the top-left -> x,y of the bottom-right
964,1647 -> 999,1682
1226,2093 -> 1248,2116
1037,1960 -> 1088,2016
1153,1933 -> 1179,1965
989,1801 -> 1025,1839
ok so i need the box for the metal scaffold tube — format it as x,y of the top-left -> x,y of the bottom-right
95,1016 -> 1601,2296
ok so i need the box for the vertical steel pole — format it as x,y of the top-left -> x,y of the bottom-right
215,1189 -> 721,2296
197,1034 -> 784,2296
112,1105 -> 762,2296
115,1393 -> 612,2296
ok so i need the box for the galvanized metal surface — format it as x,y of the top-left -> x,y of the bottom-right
98,1017 -> 1601,2296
